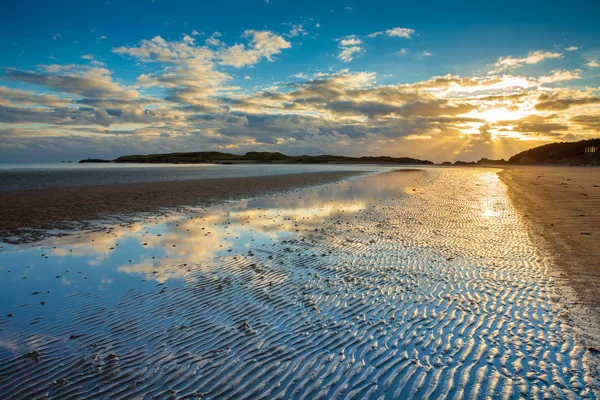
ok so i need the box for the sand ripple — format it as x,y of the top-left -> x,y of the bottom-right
0,169 -> 598,399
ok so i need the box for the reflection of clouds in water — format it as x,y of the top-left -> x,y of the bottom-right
118,201 -> 368,282
14,170 -> 424,284
49,223 -> 146,261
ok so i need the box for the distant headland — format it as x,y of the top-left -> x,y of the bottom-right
80,138 -> 600,166
82,151 -> 435,165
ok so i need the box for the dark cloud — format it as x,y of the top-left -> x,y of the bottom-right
534,93 -> 600,110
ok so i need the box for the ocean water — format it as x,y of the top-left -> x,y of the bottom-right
0,163 -> 392,191
0,168 -> 597,398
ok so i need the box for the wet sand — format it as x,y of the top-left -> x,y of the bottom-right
499,166 -> 600,348
1,168 -> 598,398
0,171 -> 363,243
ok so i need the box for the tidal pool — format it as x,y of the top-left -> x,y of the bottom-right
0,168 -> 597,399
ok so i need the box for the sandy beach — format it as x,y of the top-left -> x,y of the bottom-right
1,167 -> 599,399
499,166 -> 600,348
0,171 -> 363,243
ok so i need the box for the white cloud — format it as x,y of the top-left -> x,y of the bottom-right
206,32 -> 223,47
52,33 -> 62,40
5,65 -> 139,100
565,46 -> 579,51
491,50 -> 563,73
219,30 -> 291,67
339,37 -> 362,47
538,69 -> 581,83
397,48 -> 407,55
386,27 -> 415,38
338,46 -> 362,62
367,27 -> 415,39
582,50 -> 600,69
284,23 -> 308,37
336,36 -> 364,62
244,30 -> 291,59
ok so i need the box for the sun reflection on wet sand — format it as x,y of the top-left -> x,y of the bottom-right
0,168 -> 598,399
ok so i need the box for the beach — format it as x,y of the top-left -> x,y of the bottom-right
499,166 -> 600,348
1,166 -> 598,398
0,171 -> 365,243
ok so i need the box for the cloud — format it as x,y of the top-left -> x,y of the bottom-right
284,23 -> 308,38
582,50 -> 600,68
491,50 -> 563,72
569,115 -> 600,131
113,30 -> 291,107
337,47 -> 362,62
336,36 -> 364,62
367,27 -> 415,39
2,27 -> 599,164
386,27 -> 415,38
205,32 -> 223,47
339,37 -> 362,47
3,66 -> 139,100
565,46 -> 579,51
537,69 -> 581,84
534,93 -> 600,110
0,86 -> 70,107
219,30 -> 291,67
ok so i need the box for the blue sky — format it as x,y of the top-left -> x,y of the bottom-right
1,0 -> 599,162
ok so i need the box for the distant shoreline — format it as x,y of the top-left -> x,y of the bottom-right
78,138 -> 600,166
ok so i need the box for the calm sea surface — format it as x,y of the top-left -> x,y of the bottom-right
0,163 -> 392,191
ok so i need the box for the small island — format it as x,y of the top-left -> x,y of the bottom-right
79,158 -> 111,163
80,151 -> 435,165
79,139 -> 600,166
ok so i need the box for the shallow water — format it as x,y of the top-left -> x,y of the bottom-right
0,162 -> 390,191
0,168 -> 598,399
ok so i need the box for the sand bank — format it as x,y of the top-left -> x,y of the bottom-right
1,168 -> 597,398
499,166 -> 600,347
0,171 -> 362,243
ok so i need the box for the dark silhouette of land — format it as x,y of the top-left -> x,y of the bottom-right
110,151 -> 434,165
80,139 -> 600,166
508,138 -> 600,165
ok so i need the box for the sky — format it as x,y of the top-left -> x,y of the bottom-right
1,0 -> 599,162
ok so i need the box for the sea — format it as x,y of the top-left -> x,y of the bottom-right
0,162 -> 393,192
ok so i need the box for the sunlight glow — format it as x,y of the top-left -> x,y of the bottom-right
464,107 -> 527,123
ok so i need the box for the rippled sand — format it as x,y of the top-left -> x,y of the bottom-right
0,168 -> 598,399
